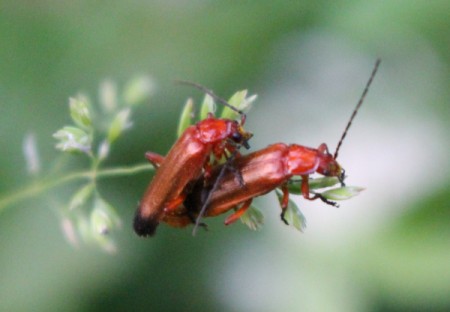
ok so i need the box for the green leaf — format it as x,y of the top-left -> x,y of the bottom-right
177,98 -> 194,137
276,190 -> 307,232
309,177 -> 340,189
221,90 -> 246,120
90,206 -> 111,235
53,126 -> 91,154
22,132 -> 41,175
60,217 -> 79,248
97,140 -> 110,161
199,94 -> 215,120
240,205 -> 264,230
89,195 -> 121,253
91,195 -> 122,232
69,97 -> 92,129
75,213 -> 93,244
78,210 -> 117,253
123,75 -> 155,106
221,90 -> 257,120
319,186 -> 365,201
286,176 -> 341,194
99,79 -> 118,113
68,183 -> 95,210
107,108 -> 132,143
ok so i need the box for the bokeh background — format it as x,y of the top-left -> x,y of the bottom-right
1,1 -> 449,311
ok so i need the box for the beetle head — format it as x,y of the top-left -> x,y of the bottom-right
316,143 -> 345,185
230,122 -> 253,149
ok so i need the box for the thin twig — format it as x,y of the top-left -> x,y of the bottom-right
0,163 -> 154,213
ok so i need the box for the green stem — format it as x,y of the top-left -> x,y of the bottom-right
0,163 -> 153,213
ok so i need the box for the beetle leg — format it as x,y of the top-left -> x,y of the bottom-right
212,142 -> 227,161
300,175 -> 311,197
163,194 -> 187,214
145,152 -> 165,169
317,143 -> 330,155
311,193 -> 339,207
224,199 -> 253,225
203,158 -> 213,181
162,214 -> 193,228
162,201 -> 209,230
279,184 -> 290,225
225,143 -> 236,154
301,175 -> 339,207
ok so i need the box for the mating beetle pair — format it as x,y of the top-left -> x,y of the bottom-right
134,59 -> 381,237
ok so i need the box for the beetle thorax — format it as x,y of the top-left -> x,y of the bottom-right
285,144 -> 320,175
196,119 -> 231,143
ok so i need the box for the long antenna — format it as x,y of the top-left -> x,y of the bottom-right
175,80 -> 244,116
334,58 -> 381,159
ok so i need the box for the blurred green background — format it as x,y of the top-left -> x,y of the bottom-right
1,1 -> 449,311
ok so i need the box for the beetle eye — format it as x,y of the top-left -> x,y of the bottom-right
231,132 -> 242,142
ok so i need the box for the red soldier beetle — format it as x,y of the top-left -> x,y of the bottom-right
133,83 -> 253,237
183,142 -> 343,226
149,59 -> 380,229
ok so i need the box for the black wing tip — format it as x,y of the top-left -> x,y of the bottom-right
133,212 -> 159,237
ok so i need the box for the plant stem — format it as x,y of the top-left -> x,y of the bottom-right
0,163 -> 153,213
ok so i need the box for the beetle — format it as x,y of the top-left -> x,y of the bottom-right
184,142 -> 342,225
133,84 -> 253,237
148,59 -> 380,229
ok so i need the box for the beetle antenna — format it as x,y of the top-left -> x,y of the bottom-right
175,80 -> 245,117
334,58 -> 381,159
